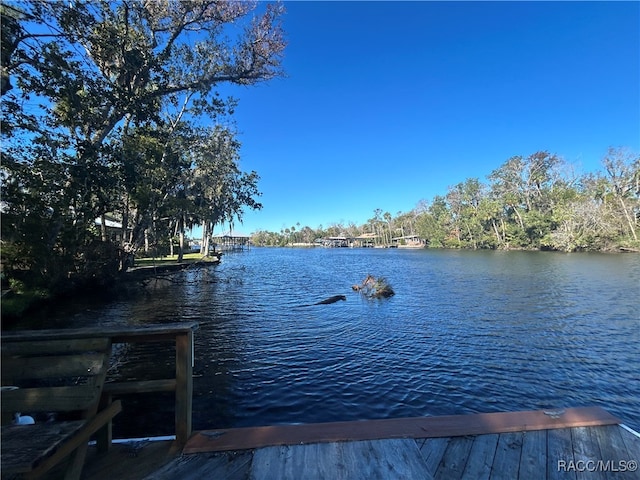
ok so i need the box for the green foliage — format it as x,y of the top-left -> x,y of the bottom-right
1,1 -> 285,298
353,275 -> 395,299
251,148 -> 640,254
2,288 -> 51,318
8,278 -> 26,294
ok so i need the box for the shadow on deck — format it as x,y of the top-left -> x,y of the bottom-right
81,407 -> 640,480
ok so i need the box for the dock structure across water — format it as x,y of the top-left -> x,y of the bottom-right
212,230 -> 251,252
82,406 -> 640,479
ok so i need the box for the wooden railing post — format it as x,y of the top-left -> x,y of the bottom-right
175,329 -> 194,447
4,323 -> 198,450
95,394 -> 114,453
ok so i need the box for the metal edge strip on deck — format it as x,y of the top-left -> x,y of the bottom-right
183,406 -> 621,454
620,424 -> 640,438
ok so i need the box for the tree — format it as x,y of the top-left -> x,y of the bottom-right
488,151 -> 563,247
1,3 -> 24,95
415,196 -> 450,248
383,211 -> 393,245
187,125 -> 262,255
4,1 -> 286,140
243,148 -> 639,253
445,178 -> 486,249
549,196 -> 616,251
601,147 -> 640,242
477,197 -> 506,248
2,0 -> 285,291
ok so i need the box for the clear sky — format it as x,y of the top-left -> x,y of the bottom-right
215,1 -> 640,235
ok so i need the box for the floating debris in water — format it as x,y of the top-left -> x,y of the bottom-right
352,275 -> 395,299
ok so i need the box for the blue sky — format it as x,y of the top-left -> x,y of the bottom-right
216,1 -> 639,235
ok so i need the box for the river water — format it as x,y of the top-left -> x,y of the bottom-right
19,248 -> 640,435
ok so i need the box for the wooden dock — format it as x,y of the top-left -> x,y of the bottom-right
80,406 -> 640,480
126,257 -> 220,277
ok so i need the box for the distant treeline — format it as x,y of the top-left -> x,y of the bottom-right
252,148 -> 640,252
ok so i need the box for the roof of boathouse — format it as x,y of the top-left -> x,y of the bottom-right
212,229 -> 250,239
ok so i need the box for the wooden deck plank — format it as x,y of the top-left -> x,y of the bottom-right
592,425 -> 637,480
144,451 -> 252,480
184,407 -> 620,454
1,422 -> 86,474
519,429 -> 547,480
82,441 -> 177,480
434,436 -> 474,480
571,426 -> 606,480
462,433 -> 499,480
490,431 -> 524,480
78,422 -> 636,480
417,437 -> 450,478
250,439 -> 433,480
547,428 -> 577,480
250,443 -> 333,480
618,425 -> 640,461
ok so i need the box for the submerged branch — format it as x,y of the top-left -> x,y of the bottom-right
352,275 -> 395,299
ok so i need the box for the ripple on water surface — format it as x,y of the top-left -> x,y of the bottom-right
27,248 -> 640,435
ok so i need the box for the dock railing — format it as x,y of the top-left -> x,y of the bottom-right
1,322 -> 198,449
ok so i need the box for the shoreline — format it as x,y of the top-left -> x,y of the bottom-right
255,243 -> 640,253
1,255 -> 221,327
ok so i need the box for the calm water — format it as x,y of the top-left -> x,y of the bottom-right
23,248 -> 640,434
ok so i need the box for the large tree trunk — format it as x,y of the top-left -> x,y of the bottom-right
144,229 -> 150,254
466,223 -> 477,249
100,214 -> 107,242
201,223 -> 209,256
619,197 -> 638,241
121,195 -> 129,246
177,216 -> 185,262
512,205 -> 525,230
491,219 -> 502,247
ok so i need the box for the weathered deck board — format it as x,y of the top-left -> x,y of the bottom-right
145,451 -> 252,480
519,429 -> 547,480
462,433 -> 498,480
185,407 -> 620,453
78,410 -> 638,480
434,435 -> 474,480
548,428 -> 577,480
618,425 -> 640,460
1,422 -> 85,474
571,426 -> 606,480
591,424 -> 635,480
491,431 -> 524,480
82,440 -> 177,480
249,439 -> 433,480
417,437 -> 450,477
